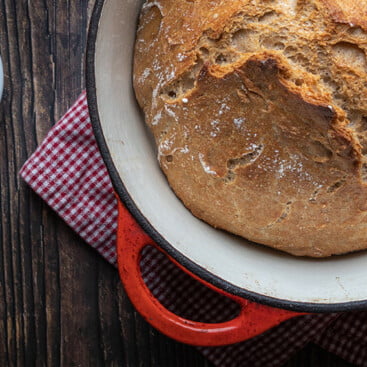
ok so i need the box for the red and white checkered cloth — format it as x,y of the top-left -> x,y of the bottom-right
20,92 -> 367,367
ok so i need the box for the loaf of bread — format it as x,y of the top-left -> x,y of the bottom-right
133,0 -> 367,257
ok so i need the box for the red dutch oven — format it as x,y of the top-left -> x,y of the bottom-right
86,0 -> 367,347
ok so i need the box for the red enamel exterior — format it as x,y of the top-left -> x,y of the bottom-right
116,199 -> 305,346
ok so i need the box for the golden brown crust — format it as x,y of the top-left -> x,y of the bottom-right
133,0 -> 367,257
321,0 -> 367,31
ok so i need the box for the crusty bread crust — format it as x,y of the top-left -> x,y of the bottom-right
133,0 -> 367,257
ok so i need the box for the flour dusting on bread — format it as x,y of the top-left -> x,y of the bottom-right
133,0 -> 367,257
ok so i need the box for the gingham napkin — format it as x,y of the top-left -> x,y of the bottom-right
20,92 -> 367,367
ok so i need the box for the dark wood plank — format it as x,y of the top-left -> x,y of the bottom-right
0,0 -> 358,366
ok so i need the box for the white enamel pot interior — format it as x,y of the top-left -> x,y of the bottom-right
87,0 -> 367,312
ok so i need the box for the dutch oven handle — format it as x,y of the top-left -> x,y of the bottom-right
116,199 -> 305,347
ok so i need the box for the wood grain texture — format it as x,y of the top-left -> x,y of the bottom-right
0,0 -> 355,366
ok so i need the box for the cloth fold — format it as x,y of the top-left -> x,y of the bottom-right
20,92 -> 365,367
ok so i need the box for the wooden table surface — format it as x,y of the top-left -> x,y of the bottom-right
0,1 -> 355,366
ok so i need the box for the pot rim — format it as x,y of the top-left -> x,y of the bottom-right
85,0 -> 367,313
